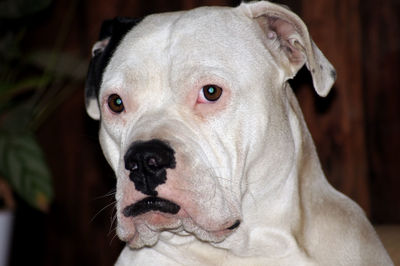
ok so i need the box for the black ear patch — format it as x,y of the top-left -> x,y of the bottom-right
85,17 -> 143,113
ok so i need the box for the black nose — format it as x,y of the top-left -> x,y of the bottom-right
124,139 -> 176,196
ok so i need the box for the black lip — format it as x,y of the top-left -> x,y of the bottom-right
226,220 -> 241,230
123,197 -> 181,217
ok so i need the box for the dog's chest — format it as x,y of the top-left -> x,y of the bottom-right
116,240 -> 316,266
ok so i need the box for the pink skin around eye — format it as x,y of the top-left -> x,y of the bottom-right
196,88 -> 209,104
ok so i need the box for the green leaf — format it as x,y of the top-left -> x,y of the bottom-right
27,50 -> 88,81
0,103 -> 33,133
0,130 -> 53,211
0,75 -> 52,104
0,0 -> 52,19
0,32 -> 23,62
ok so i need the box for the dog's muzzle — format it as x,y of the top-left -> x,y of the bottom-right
124,139 -> 176,196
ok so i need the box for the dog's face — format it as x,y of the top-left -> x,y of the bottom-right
85,2 -> 335,249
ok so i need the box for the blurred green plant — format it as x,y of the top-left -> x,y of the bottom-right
0,0 -> 87,211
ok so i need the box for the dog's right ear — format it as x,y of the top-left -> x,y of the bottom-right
240,1 -> 336,97
85,17 -> 143,120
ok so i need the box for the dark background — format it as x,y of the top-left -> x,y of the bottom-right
7,0 -> 400,265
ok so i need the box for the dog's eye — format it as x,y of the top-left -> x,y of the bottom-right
108,94 -> 124,113
199,85 -> 223,103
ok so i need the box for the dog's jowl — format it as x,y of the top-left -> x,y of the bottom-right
85,1 -> 393,265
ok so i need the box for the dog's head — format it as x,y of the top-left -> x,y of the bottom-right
85,1 -> 335,249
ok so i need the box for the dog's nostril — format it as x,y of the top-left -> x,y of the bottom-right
130,161 -> 139,171
147,157 -> 158,169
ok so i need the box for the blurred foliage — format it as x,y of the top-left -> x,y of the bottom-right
0,0 -> 87,211
0,0 -> 52,19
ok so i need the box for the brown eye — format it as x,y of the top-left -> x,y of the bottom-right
108,94 -> 124,113
202,85 -> 223,102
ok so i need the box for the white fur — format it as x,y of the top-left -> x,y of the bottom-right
89,2 -> 392,265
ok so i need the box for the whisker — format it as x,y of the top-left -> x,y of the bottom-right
92,189 -> 116,201
90,199 -> 117,224
109,228 -> 119,246
109,205 -> 118,235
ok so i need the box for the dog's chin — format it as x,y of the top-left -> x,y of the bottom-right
117,211 -> 238,249
118,212 -> 182,248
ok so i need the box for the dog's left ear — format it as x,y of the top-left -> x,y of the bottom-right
85,17 -> 142,120
241,1 -> 336,97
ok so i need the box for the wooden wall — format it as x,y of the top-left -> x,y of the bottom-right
360,0 -> 400,224
9,0 -> 399,265
297,0 -> 371,214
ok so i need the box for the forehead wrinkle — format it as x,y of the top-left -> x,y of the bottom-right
166,8 -> 268,85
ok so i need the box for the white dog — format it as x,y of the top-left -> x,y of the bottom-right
85,1 -> 392,265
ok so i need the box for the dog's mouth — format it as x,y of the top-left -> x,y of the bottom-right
123,197 -> 181,217
119,196 -> 242,248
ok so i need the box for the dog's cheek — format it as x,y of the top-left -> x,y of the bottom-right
115,177 -> 142,242
98,126 -> 125,171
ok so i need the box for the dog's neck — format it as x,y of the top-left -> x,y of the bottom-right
213,84 -> 324,257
